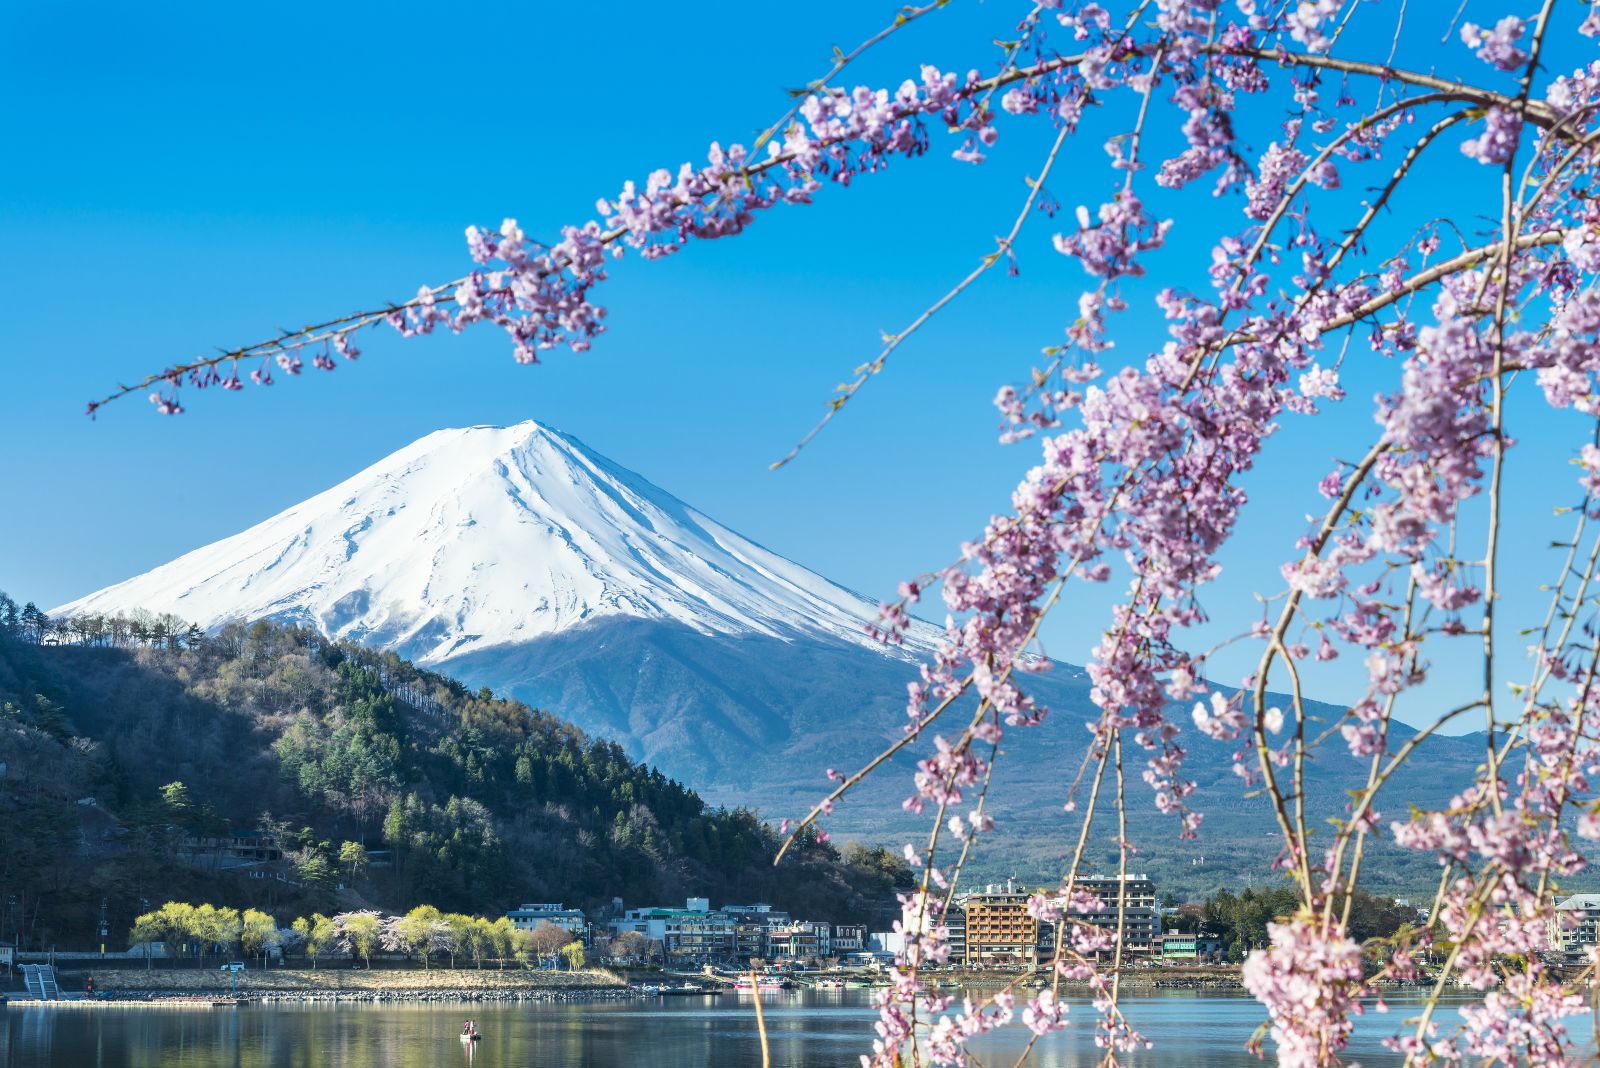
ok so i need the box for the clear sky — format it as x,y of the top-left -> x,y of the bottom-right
3,1 -> 1595,724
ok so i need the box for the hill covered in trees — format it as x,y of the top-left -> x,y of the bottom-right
0,594 -> 911,950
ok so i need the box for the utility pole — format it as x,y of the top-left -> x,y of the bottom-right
99,899 -> 109,959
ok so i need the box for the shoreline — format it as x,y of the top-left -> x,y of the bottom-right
19,966 -> 635,1004
102,988 -> 642,1005
14,966 -> 1253,1003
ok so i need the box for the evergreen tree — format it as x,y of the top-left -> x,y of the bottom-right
19,602 -> 46,644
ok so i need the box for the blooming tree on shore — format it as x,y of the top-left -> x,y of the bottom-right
100,0 -> 1600,1064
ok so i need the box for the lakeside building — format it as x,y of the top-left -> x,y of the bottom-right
1553,893 -> 1600,960
833,924 -> 866,953
611,899 -> 737,961
530,896 -> 868,964
1066,874 -> 1160,957
1158,932 -> 1223,961
731,918 -> 773,959
770,922 -> 823,958
506,903 -> 588,937
868,931 -> 907,955
949,875 -> 1162,967
722,903 -> 793,959
844,949 -> 897,970
962,887 -> 1041,968
944,908 -> 966,962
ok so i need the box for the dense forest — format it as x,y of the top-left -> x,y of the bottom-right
0,594 -> 912,949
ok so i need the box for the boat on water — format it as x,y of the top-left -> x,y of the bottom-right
813,979 -> 846,990
635,983 -> 712,995
733,974 -> 793,990
461,1033 -> 482,1043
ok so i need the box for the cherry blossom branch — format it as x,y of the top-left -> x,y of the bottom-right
771,120 -> 1073,469
750,0 -> 956,156
94,36 -> 1555,420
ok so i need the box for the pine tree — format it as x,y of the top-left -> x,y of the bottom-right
20,602 -> 46,643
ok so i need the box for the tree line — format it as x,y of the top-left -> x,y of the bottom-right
0,594 -> 200,650
1164,886 -> 1419,962
130,901 -> 588,971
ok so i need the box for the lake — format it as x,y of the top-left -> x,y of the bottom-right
1,989 -> 1481,1066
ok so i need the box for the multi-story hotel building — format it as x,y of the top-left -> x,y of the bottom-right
962,888 -> 1040,967
958,875 -> 1161,966
1066,874 -> 1160,956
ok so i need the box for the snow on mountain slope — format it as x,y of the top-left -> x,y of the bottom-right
54,421 -> 931,664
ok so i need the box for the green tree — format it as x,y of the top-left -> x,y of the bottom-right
28,695 -> 68,738
338,840 -> 370,885
291,917 -> 314,966
159,782 -> 194,823
395,904 -> 444,969
20,602 -> 47,644
559,941 -> 586,971
443,913 -> 475,968
192,904 -> 240,968
296,851 -> 336,889
293,913 -> 339,968
341,913 -> 381,968
458,917 -> 485,970
511,927 -> 535,969
241,909 -> 280,969
153,902 -> 196,964
488,918 -> 515,970
129,910 -> 164,971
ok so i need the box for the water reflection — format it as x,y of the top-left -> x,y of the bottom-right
1,990 -> 1482,1067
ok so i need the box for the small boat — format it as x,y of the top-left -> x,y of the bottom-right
814,979 -> 845,990
460,1032 -> 482,1043
733,974 -> 792,990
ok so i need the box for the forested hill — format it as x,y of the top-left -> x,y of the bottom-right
0,598 -> 910,949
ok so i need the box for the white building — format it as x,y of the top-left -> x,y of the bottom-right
610,899 -> 735,960
1554,893 -> 1600,959
832,924 -> 866,953
506,903 -> 588,936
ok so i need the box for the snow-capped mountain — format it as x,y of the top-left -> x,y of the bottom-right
55,421 -> 929,666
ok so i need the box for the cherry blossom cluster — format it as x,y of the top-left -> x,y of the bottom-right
1240,914 -> 1368,1068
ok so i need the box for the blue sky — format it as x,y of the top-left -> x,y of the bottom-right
3,1 -> 1595,724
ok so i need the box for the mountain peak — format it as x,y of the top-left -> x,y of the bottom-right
56,422 -> 917,664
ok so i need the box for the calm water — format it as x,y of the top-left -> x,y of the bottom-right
1,989 -> 1480,1067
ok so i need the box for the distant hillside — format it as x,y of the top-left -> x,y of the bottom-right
0,605 -> 911,951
